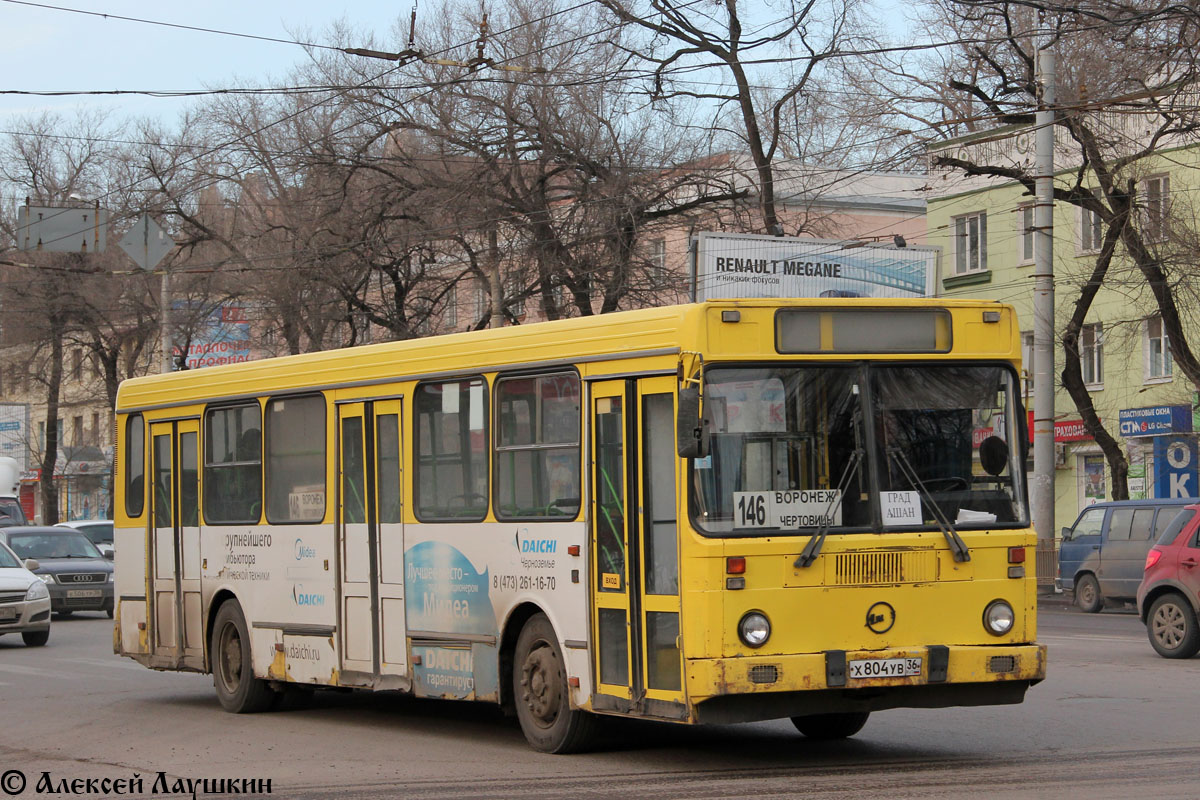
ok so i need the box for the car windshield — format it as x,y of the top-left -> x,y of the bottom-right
0,543 -> 20,569
0,499 -> 26,526
691,362 -> 1028,535
79,523 -> 113,545
7,532 -> 101,559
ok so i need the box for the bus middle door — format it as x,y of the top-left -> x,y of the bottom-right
337,399 -> 409,687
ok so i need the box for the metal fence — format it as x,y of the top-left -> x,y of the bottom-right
1035,539 -> 1058,587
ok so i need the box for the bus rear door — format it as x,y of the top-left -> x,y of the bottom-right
149,418 -> 203,670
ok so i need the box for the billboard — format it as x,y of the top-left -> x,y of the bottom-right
17,205 -> 108,252
0,404 -> 28,469
172,303 -> 254,369
693,232 -> 937,300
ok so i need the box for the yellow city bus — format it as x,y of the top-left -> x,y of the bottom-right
113,298 -> 1045,752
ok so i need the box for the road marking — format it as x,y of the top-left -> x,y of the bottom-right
72,657 -> 146,671
0,663 -> 77,679
1041,634 -> 1137,642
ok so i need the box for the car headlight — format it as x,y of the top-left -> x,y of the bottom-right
738,611 -> 771,648
39,574 -> 55,584
106,572 -> 114,583
983,600 -> 1015,636
25,580 -> 49,601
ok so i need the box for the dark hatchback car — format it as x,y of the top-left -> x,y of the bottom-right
0,527 -> 114,617
1137,504 -> 1200,659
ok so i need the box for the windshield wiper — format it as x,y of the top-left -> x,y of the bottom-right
794,447 -> 862,568
888,447 -> 970,562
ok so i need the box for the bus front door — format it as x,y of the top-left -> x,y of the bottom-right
590,377 -> 685,717
337,399 -> 408,687
149,418 -> 203,670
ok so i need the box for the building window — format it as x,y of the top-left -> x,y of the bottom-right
71,349 -> 82,382
1017,205 -> 1034,264
495,372 -> 581,520
1142,175 -> 1170,242
91,412 -> 100,446
506,273 -> 526,317
649,238 -> 667,278
1081,323 -> 1103,386
444,285 -> 458,329
475,280 -> 490,325
1020,331 -> 1035,396
72,416 -> 83,447
1080,192 -> 1103,253
953,212 -> 987,274
1146,316 -> 1173,380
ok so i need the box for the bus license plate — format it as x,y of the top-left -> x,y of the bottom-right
849,657 -> 922,679
67,589 -> 102,599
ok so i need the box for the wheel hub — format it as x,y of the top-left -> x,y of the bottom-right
522,645 -> 561,727
1153,603 -> 1185,648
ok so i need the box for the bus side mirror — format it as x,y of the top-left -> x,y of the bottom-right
677,386 -> 710,459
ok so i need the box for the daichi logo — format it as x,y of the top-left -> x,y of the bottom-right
514,530 -> 556,554
293,584 -> 325,607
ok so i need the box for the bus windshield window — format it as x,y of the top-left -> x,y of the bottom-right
694,366 -> 869,533
692,363 -> 1028,535
874,364 -> 1027,528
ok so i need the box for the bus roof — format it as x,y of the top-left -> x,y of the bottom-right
116,298 -> 1013,413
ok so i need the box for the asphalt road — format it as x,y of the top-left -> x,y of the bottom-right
1,601 -> 1197,799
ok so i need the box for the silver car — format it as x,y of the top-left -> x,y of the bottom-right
0,540 -> 52,646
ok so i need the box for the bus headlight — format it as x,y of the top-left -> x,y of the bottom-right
738,611 -> 771,648
983,600 -> 1015,636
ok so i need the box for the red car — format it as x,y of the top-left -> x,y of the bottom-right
1137,504 -> 1200,659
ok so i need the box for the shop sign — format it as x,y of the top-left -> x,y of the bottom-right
1118,405 -> 1192,437
1153,436 -> 1199,498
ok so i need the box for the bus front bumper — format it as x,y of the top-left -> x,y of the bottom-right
688,643 -> 1046,725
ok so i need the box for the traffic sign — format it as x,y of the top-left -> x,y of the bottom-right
118,213 -> 175,271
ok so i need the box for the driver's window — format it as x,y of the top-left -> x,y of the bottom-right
1070,507 -> 1106,539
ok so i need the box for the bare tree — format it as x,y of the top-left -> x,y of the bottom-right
863,0 -> 1200,498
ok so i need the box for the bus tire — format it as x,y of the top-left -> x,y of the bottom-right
211,600 -> 276,713
513,613 -> 596,753
1075,574 -> 1103,613
791,711 -> 870,740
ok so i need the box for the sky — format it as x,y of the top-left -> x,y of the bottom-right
0,0 -> 408,124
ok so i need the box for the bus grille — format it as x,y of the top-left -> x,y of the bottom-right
830,551 -> 937,585
988,656 -> 1017,673
748,665 -> 778,684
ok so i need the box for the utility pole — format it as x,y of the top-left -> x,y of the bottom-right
1032,46 -> 1056,563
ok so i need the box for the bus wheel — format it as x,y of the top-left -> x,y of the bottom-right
1075,574 -> 1103,613
514,613 -> 596,753
791,711 -> 870,740
211,600 -> 276,713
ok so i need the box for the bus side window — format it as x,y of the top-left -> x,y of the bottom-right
125,413 -> 146,517
495,373 -> 580,520
414,378 -> 488,520
204,404 -> 263,524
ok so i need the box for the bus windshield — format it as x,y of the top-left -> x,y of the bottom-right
692,363 -> 1028,535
